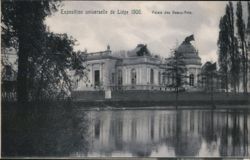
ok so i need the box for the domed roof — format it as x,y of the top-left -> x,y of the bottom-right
177,43 -> 197,55
176,39 -> 201,66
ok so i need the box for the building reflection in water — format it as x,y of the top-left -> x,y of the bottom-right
80,109 -> 249,157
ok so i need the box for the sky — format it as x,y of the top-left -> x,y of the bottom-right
45,1 -> 249,64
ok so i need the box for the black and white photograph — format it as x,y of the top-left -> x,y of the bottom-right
1,0 -> 250,159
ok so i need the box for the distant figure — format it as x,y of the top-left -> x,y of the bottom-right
183,34 -> 195,44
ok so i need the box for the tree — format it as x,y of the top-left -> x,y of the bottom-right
199,62 -> 217,105
164,49 -> 187,105
218,15 -> 230,93
218,1 -> 250,94
226,2 -> 237,94
222,2 -> 241,94
234,37 -> 241,92
246,2 -> 250,93
2,0 -> 61,103
236,1 -> 247,93
28,33 -> 87,101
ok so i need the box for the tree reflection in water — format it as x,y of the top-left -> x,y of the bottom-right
2,102 -> 90,157
84,109 -> 249,157
174,109 -> 201,156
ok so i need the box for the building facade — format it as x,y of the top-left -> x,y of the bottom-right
75,36 -> 203,92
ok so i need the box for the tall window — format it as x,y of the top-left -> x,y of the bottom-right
131,68 -> 137,85
94,70 -> 100,86
94,120 -> 100,139
167,74 -> 170,84
150,69 -> 154,84
158,72 -> 161,85
118,69 -> 123,85
111,73 -> 115,84
189,74 -> 194,86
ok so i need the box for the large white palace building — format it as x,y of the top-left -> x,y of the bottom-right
75,35 -> 204,92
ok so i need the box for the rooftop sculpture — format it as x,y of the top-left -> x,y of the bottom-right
183,34 -> 195,44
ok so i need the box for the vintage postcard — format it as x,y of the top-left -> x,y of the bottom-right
1,0 -> 250,159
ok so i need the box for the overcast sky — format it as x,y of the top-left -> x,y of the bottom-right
45,1 -> 249,64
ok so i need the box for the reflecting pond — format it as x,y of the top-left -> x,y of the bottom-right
72,108 -> 250,157
2,105 -> 250,158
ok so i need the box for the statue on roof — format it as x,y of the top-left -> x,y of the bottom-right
183,34 -> 195,44
136,44 -> 151,56
107,44 -> 110,51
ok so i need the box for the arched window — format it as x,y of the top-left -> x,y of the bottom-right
189,74 -> 194,86
131,68 -> 136,85
150,69 -> 154,84
118,69 -> 123,85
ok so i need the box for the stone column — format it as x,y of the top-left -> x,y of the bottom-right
138,66 -> 141,85
137,67 -> 139,84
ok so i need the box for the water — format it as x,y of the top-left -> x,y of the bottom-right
73,108 -> 250,157
2,104 -> 250,157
